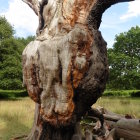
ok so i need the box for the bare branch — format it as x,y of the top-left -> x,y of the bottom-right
22,0 -> 40,16
88,0 -> 135,29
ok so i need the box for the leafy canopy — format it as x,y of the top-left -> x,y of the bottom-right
107,26 -> 140,90
0,17 -> 14,40
0,16 -> 34,90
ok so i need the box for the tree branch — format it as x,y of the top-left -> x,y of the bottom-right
88,0 -> 135,29
22,0 -> 40,16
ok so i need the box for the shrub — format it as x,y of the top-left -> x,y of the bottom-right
0,79 -> 23,90
0,90 -> 28,99
131,90 -> 140,97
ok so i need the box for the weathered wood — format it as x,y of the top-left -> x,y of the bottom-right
87,108 -> 140,140
112,119 -> 140,140
116,119 -> 140,132
21,0 -> 135,139
22,0 -> 40,15
88,0 -> 134,30
104,114 -> 121,122
116,128 -> 140,140
11,135 -> 27,140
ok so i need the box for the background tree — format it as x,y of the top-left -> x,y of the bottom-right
0,17 -> 14,40
107,26 -> 140,90
0,16 -> 34,89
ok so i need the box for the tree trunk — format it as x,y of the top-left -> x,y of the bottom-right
22,0 -> 134,139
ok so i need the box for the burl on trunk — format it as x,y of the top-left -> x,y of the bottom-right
22,0 -> 134,139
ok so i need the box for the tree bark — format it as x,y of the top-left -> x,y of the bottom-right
22,0 -> 134,139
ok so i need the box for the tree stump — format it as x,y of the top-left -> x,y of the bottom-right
22,0 -> 134,139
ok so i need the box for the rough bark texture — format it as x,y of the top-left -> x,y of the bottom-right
22,0 -> 134,139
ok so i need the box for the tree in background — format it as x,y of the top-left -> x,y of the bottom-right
0,16 -> 34,89
107,26 -> 140,90
0,17 -> 14,40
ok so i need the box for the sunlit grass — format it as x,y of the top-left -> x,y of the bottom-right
0,98 -> 34,140
0,97 -> 140,139
95,97 -> 140,118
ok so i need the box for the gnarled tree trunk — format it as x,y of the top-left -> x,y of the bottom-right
22,0 -> 134,139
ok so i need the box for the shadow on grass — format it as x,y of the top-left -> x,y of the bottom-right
0,97 -> 25,101
0,113 -> 31,140
0,90 -> 28,101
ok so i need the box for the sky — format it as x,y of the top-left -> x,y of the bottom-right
0,0 -> 140,48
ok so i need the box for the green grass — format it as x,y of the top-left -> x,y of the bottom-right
0,97 -> 140,139
0,98 -> 34,140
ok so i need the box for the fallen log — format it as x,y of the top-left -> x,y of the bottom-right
87,114 -> 121,122
10,135 -> 27,140
115,128 -> 140,140
84,107 -> 140,140
115,119 -> 140,140
117,119 -> 140,132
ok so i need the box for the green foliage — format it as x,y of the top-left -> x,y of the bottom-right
107,26 -> 140,90
104,90 -> 140,97
0,90 -> 28,99
16,36 -> 35,46
0,16 -> 34,90
0,17 -> 14,40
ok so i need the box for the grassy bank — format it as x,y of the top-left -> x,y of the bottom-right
0,97 -> 140,139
